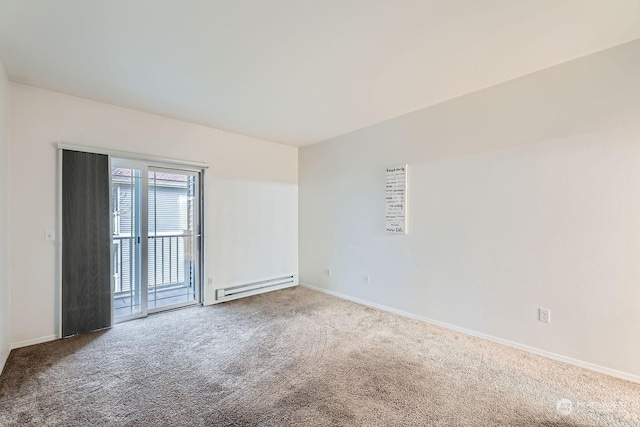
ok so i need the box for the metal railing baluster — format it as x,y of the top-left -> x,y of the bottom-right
161,237 -> 165,286
119,241 -> 123,293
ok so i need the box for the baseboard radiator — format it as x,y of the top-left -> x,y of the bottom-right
215,275 -> 297,301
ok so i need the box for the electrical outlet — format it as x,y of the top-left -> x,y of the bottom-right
325,268 -> 331,277
44,230 -> 55,241
363,275 -> 370,284
208,277 -> 213,286
539,308 -> 551,323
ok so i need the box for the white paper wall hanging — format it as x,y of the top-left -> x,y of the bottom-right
385,164 -> 408,234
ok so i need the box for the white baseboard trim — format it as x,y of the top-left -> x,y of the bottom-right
0,344 -> 11,375
301,283 -> 640,385
11,334 -> 58,350
1,335 -> 58,376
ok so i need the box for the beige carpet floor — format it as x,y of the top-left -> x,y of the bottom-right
0,286 -> 639,426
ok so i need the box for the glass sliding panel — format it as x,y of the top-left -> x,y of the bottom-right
111,160 -> 200,323
112,166 -> 143,319
147,169 -> 200,311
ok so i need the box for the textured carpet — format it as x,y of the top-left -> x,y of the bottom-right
1,286 -> 639,426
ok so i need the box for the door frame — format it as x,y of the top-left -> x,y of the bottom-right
112,159 -> 204,323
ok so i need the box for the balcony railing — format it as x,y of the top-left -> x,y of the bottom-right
113,233 -> 193,294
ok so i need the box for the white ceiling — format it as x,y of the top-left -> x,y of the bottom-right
1,1 -> 639,146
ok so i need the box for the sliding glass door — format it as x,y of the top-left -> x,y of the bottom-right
147,168 -> 200,312
112,162 -> 145,320
111,160 -> 201,322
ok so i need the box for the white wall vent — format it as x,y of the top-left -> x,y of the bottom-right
215,275 -> 297,301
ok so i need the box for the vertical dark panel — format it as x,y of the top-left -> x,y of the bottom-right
62,150 -> 111,337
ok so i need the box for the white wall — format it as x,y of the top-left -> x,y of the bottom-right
300,39 -> 640,380
0,62 -> 10,371
9,84 -> 298,346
